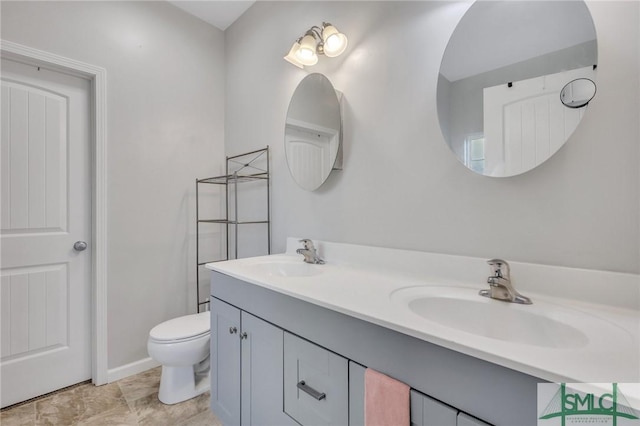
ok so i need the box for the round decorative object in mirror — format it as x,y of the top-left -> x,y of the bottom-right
285,73 -> 342,191
560,78 -> 597,109
437,1 -> 597,177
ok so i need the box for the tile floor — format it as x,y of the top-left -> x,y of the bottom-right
0,367 -> 222,425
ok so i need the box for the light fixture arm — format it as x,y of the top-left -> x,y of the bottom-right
309,26 -> 324,36
304,27 -> 326,55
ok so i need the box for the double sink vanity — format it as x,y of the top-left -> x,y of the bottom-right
206,238 -> 639,426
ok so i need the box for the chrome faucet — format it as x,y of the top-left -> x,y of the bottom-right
479,259 -> 532,304
296,239 -> 325,264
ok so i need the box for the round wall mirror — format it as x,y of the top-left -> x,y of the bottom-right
437,1 -> 597,177
560,78 -> 596,108
285,73 -> 342,191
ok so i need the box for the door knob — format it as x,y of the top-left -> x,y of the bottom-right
73,241 -> 88,251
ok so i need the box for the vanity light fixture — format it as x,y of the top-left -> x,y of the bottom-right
284,22 -> 348,68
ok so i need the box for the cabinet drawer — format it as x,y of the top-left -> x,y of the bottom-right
284,332 -> 348,426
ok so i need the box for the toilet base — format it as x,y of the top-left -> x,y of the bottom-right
158,364 -> 210,405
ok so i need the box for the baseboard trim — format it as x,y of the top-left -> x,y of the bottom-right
106,357 -> 160,383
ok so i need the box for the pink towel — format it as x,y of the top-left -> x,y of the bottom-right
364,368 -> 410,426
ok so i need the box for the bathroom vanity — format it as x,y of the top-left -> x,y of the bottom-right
207,239 -> 639,426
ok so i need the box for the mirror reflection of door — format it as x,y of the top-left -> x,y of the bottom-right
285,73 -> 341,191
483,66 -> 594,176
284,125 -> 336,191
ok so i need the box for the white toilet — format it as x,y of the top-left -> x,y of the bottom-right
147,311 -> 211,404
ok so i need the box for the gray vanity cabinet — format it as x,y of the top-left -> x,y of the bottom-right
210,298 -> 295,426
211,271 -> 532,425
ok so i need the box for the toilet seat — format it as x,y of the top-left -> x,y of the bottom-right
149,311 -> 210,343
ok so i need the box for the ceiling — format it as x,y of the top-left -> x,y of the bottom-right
168,1 -> 255,31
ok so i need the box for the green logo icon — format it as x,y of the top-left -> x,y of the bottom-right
539,383 -> 639,426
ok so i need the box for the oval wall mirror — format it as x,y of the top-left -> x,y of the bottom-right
437,1 -> 597,177
285,73 -> 342,191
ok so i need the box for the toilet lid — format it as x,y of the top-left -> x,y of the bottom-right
149,311 -> 210,341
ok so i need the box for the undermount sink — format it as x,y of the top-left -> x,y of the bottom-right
251,261 -> 323,278
390,286 -> 628,349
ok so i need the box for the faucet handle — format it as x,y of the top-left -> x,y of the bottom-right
487,258 -> 509,278
299,239 -> 315,250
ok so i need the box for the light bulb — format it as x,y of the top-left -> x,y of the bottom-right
322,24 -> 348,58
284,41 -> 304,68
295,34 -> 318,66
298,47 -> 315,60
325,34 -> 342,51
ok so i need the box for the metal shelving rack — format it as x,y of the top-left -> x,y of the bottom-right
195,147 -> 270,312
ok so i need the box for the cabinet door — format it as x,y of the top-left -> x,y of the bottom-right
411,390 -> 458,426
284,332 -> 349,426
457,412 -> 492,426
211,298 -> 241,426
241,312 -> 297,426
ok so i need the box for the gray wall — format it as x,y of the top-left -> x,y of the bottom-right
225,1 -> 639,274
1,1 -> 226,369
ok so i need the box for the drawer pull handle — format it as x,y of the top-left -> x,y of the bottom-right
297,381 -> 326,401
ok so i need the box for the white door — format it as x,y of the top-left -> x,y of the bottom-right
0,58 -> 91,408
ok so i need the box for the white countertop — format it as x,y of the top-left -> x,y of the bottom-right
206,238 -> 640,396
